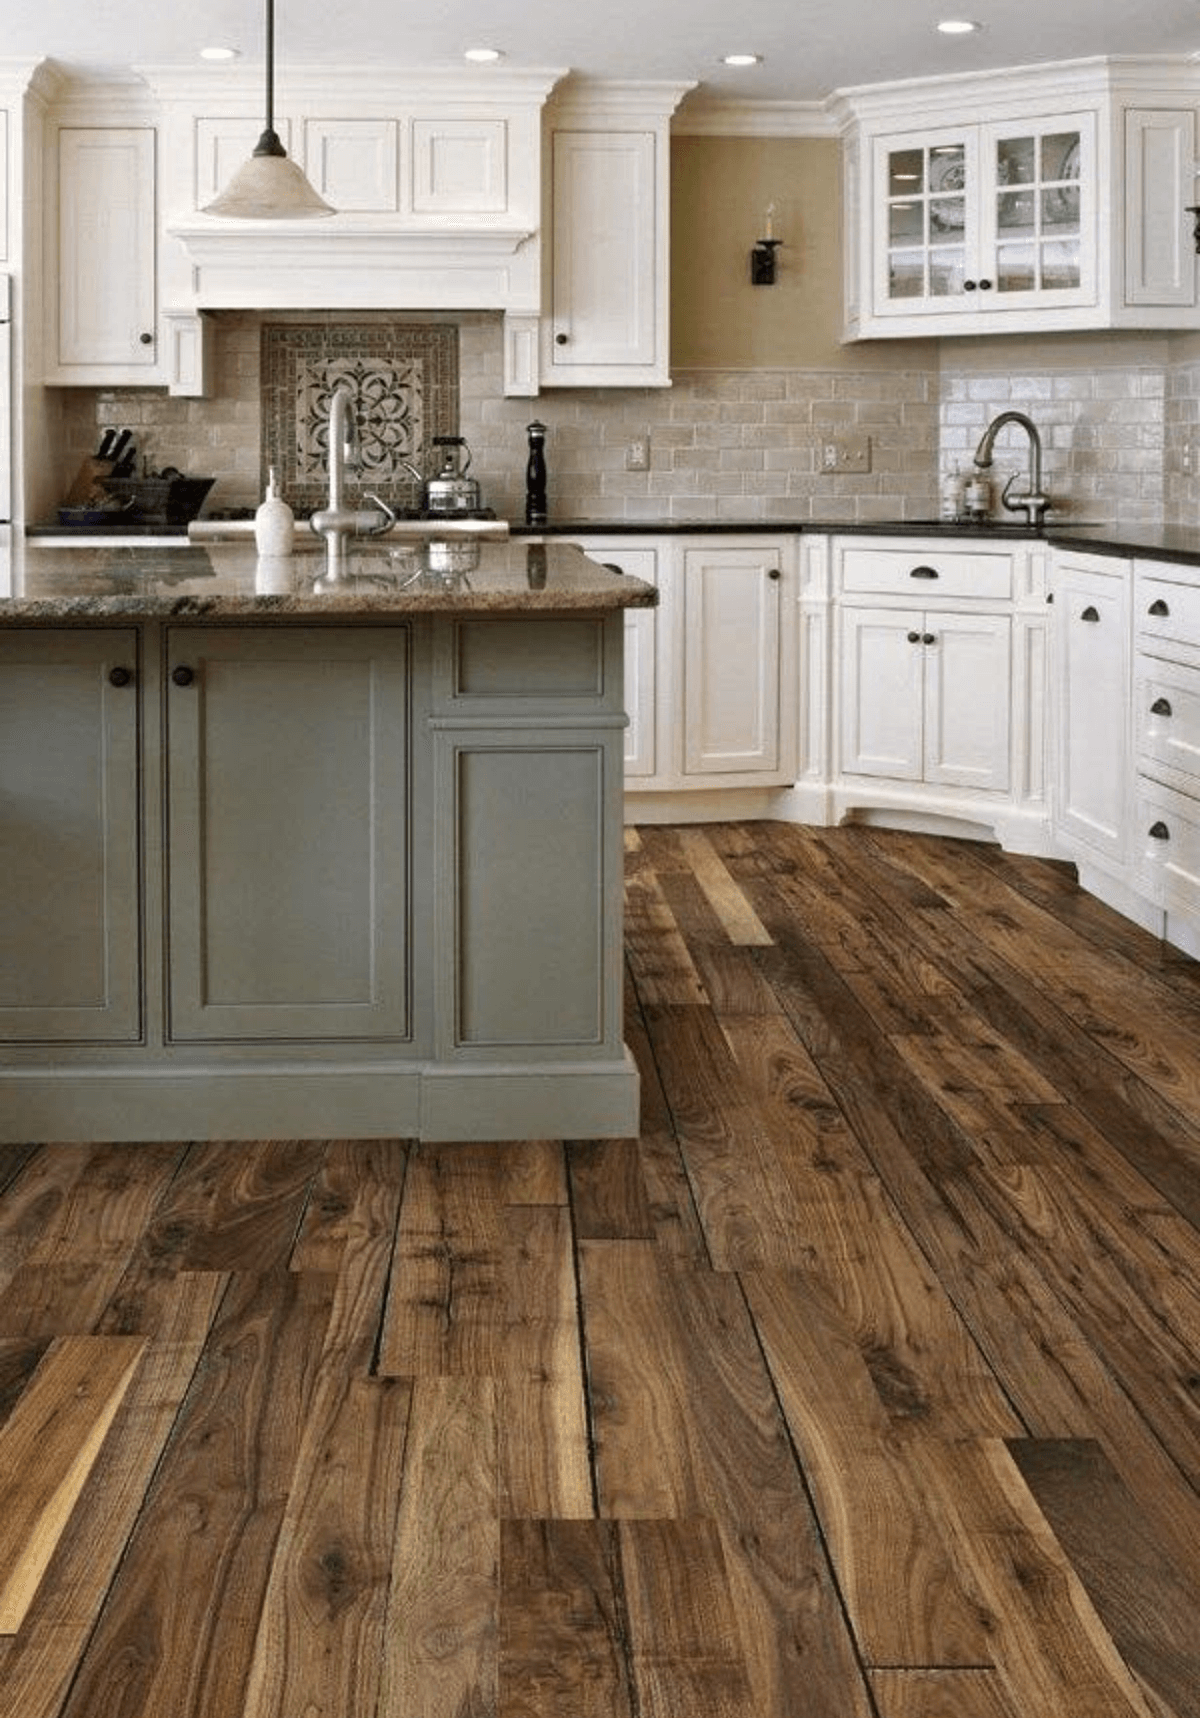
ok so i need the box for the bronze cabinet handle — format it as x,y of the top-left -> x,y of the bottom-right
1080,605 -> 1100,622
1149,820 -> 1171,840
1149,598 -> 1170,616
909,565 -> 939,579
1151,697 -> 1173,717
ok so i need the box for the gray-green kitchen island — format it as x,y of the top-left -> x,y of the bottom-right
0,537 -> 655,1143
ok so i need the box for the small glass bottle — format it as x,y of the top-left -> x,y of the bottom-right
939,465 -> 965,522
525,421 -> 548,525
962,470 -> 993,522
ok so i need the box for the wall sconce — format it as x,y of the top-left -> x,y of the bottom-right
751,202 -> 782,285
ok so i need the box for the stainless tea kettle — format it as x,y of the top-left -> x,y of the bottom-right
424,435 -> 482,513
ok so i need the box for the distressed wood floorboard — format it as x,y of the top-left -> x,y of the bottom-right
0,823 -> 1197,1717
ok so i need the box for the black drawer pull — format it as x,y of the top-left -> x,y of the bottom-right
909,565 -> 939,579
108,665 -> 133,687
601,562 -> 624,576
1149,598 -> 1170,617
1080,605 -> 1100,622
171,665 -> 195,687
1151,697 -> 1173,717
907,630 -> 921,644
1149,820 -> 1171,841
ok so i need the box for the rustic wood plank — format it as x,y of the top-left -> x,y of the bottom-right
0,1258 -> 136,1341
623,863 -> 709,1006
906,1436 -> 1158,1718
870,1667 -> 1023,1718
499,1519 -> 634,1718
658,868 -> 784,1015
579,1238 -> 874,1718
242,1373 -> 412,1718
743,1268 -> 999,1667
289,1137 -> 408,1274
0,1334 -> 145,1632
566,1139 -> 657,1241
676,827 -> 774,946
620,1516 -> 756,1718
56,1268 -> 336,1718
382,1376 -> 499,1718
1009,1438 -> 1200,1718
135,1138 -> 327,1273
24,1141 -> 184,1265
0,1339 -> 50,1429
0,1271 -> 226,1718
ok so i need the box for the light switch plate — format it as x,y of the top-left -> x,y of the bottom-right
821,433 -> 871,473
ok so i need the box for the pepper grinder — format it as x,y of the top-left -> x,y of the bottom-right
525,420 -> 547,525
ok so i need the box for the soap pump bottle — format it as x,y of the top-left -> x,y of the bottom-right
255,466 -> 294,556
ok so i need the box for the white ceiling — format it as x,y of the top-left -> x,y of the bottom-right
6,1 -> 1200,108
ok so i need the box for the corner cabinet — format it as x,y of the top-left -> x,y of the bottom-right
539,83 -> 693,388
840,59 -> 1200,339
1050,550 -> 1132,877
829,535 -> 1053,851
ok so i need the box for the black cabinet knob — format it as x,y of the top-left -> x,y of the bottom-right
1149,598 -> 1170,616
555,332 -> 569,345
1080,605 -> 1100,622
907,630 -> 921,644
108,665 -> 133,687
139,331 -> 154,345
909,565 -> 939,579
1149,820 -> 1171,841
767,567 -> 781,581
1151,696 -> 1173,717
922,631 -> 936,645
978,278 -> 993,291
964,279 -> 977,291
171,665 -> 195,687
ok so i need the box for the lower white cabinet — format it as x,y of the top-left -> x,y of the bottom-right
830,535 -> 1049,847
1051,549 -> 1132,871
1130,562 -> 1200,936
570,533 -> 796,797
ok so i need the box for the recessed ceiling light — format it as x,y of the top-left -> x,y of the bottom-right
199,45 -> 240,60
464,46 -> 505,63
722,53 -> 763,67
937,19 -> 982,34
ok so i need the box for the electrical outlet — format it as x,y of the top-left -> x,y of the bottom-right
625,435 -> 651,472
820,434 -> 871,474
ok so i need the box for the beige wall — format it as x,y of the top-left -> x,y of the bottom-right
669,135 -> 933,373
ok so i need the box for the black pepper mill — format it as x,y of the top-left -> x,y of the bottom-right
525,420 -> 547,525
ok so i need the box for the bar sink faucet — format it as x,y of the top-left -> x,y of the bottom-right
310,380 -> 395,577
973,410 -> 1050,528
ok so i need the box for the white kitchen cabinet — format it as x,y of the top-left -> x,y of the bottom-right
540,84 -> 691,388
681,543 -> 784,778
50,126 -> 158,379
841,61 -> 1200,339
1051,550 -> 1131,872
1130,562 -> 1200,942
565,539 -> 660,777
0,629 -> 141,1041
841,605 -> 1011,790
831,536 -> 1050,849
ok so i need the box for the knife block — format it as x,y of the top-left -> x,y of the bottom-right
64,457 -> 115,506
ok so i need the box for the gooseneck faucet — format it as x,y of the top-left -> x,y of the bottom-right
310,380 -> 395,577
973,410 -> 1050,528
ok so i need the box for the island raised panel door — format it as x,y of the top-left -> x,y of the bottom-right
164,626 -> 412,1042
0,629 -> 141,1042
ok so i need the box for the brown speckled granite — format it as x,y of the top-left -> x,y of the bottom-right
0,540 -> 656,621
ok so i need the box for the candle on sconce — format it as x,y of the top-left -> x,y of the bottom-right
764,202 -> 776,241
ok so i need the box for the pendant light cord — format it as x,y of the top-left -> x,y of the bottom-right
254,0 -> 287,159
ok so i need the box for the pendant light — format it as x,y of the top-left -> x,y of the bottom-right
203,0 -> 333,218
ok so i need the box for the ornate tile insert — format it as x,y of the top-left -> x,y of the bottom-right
261,321 -> 459,512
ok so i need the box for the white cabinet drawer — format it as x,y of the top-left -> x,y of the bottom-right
1133,778 -> 1200,918
839,545 -> 1014,600
1135,567 -> 1200,653
1136,656 -> 1200,792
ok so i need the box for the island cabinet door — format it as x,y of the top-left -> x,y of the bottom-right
164,626 -> 412,1042
0,629 -> 141,1042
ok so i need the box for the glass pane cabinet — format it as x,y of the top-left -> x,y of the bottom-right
872,113 -> 1095,323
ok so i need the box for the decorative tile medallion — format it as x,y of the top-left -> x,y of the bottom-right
261,321 -> 459,512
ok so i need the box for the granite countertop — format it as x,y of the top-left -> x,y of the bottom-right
0,538 -> 657,621
516,517 -> 1200,567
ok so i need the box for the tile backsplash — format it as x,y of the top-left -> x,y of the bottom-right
56,313 -> 1197,526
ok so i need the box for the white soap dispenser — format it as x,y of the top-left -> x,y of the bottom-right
255,467 -> 294,556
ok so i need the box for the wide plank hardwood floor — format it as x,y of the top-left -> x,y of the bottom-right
1,820 -> 1199,1718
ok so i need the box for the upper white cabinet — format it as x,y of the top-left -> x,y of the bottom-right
540,83 -> 692,388
839,58 -> 1200,339
49,125 -> 159,380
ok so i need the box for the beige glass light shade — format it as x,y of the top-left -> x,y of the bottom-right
203,150 -> 334,219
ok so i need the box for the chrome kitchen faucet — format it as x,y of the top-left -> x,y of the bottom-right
973,410 -> 1050,528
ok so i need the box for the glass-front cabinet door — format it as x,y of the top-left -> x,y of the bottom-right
980,116 -> 1096,309
871,112 -> 1096,323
